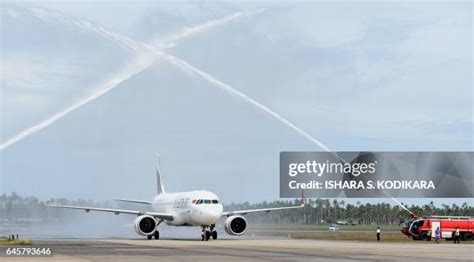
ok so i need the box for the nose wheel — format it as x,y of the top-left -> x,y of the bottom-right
201,225 -> 217,241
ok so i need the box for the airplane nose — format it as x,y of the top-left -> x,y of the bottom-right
204,204 -> 223,222
208,205 -> 223,219
193,204 -> 223,225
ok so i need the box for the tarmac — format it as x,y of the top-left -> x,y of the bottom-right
1,238 -> 472,261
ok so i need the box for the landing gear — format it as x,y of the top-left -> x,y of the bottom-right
210,224 -> 217,240
201,224 -> 217,241
147,220 -> 162,240
201,228 -> 211,241
212,230 -> 217,240
146,230 -> 159,240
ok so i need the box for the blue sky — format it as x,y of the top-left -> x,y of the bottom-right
0,1 -> 472,206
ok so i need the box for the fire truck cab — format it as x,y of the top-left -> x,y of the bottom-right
401,215 -> 473,241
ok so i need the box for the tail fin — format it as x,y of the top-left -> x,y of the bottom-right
156,154 -> 165,195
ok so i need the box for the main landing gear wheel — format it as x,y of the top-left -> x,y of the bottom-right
201,231 -> 211,241
202,225 -> 215,241
146,231 -> 159,240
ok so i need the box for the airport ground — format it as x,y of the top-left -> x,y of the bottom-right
1,238 -> 473,262
1,224 -> 472,261
250,224 -> 411,242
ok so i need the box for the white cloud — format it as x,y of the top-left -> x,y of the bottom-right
293,15 -> 366,48
6,8 -> 19,18
1,56 -> 81,90
5,92 -> 55,108
394,18 -> 472,61
254,5 -> 367,48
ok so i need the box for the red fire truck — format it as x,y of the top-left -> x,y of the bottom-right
400,215 -> 474,241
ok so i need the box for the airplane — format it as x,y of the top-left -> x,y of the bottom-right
45,157 -> 304,241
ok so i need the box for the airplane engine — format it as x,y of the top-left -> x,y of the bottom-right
224,215 -> 247,236
134,215 -> 157,236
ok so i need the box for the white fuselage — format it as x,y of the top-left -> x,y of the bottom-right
152,190 -> 223,226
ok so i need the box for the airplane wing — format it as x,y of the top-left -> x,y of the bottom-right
113,198 -> 152,205
222,193 -> 305,217
222,203 -> 304,217
44,204 -> 174,221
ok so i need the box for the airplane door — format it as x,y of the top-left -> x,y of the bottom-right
431,221 -> 440,238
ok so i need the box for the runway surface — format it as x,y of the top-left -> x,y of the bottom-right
2,238 -> 473,261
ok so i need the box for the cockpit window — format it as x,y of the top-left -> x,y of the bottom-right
194,199 -> 219,204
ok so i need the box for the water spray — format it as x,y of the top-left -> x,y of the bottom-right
0,10 -> 255,151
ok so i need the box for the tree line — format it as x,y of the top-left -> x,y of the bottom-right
228,199 -> 474,225
1,192 -> 473,225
